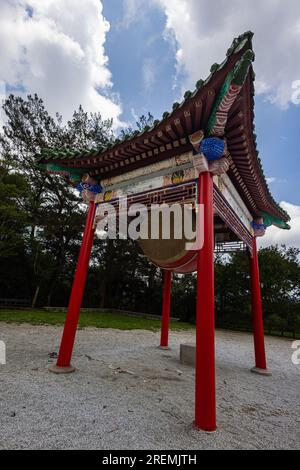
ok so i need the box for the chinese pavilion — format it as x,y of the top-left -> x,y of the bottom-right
36,32 -> 290,432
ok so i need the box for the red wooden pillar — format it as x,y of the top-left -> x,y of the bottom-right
160,270 -> 172,349
250,237 -> 270,375
50,201 -> 96,373
194,171 -> 217,432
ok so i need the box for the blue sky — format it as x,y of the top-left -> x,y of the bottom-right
0,0 -> 299,247
102,0 -> 183,125
102,0 -> 299,206
255,98 -> 299,205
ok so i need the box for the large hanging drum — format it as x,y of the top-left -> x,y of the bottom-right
138,207 -> 198,274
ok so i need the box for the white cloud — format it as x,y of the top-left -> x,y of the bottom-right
0,0 -> 125,128
120,0 -> 147,29
266,177 -> 288,185
142,58 -> 156,90
152,0 -> 300,108
131,107 -> 139,123
259,202 -> 300,250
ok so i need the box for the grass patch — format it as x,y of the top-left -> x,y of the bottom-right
0,309 -> 194,332
1,310 -> 297,339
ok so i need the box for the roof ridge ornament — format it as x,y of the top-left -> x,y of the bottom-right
207,49 -> 255,137
226,30 -> 254,57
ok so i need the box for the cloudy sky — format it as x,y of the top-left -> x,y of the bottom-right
0,0 -> 299,248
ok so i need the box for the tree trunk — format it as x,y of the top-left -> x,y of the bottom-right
31,285 -> 40,309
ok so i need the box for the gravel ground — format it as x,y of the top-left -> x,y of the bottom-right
0,324 -> 299,450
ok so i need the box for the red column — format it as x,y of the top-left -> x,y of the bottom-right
250,236 -> 267,371
160,270 -> 172,348
194,171 -> 217,432
53,201 -> 96,371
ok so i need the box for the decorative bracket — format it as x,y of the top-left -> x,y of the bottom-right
76,174 -> 102,204
251,218 -> 267,237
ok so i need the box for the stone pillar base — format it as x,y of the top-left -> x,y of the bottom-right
193,421 -> 217,433
251,367 -> 272,377
49,364 -> 76,374
157,345 -> 171,351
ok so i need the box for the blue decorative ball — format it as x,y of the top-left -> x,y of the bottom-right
76,182 -> 102,194
200,137 -> 225,161
251,221 -> 267,231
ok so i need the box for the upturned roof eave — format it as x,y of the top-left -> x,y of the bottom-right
36,31 -> 290,223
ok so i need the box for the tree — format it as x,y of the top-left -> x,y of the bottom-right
265,314 -> 288,336
119,112 -> 155,140
215,246 -> 300,335
0,166 -> 28,257
0,166 -> 31,300
0,94 -> 114,306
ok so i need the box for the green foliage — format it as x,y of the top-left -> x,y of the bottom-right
214,247 -> 300,336
171,274 -> 196,323
0,167 -> 28,257
265,314 -> 288,335
119,112 -> 155,140
0,94 -> 114,306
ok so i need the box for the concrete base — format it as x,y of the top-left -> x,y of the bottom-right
157,345 -> 171,351
193,422 -> 217,433
180,343 -> 196,366
251,367 -> 272,377
49,364 -> 76,374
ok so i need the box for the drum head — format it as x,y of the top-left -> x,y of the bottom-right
138,207 -> 197,272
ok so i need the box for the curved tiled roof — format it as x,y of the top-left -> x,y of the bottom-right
36,32 -> 290,223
